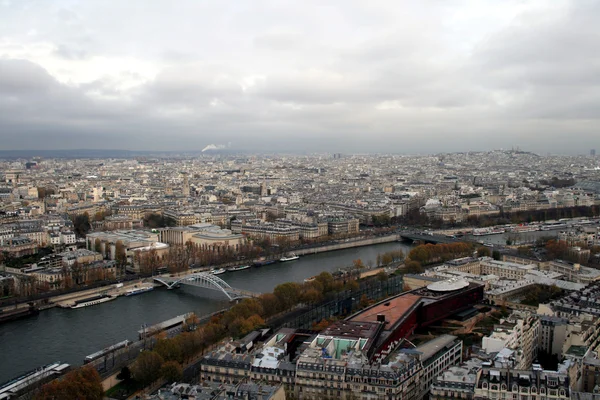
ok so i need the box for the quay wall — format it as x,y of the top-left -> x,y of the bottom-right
293,234 -> 399,256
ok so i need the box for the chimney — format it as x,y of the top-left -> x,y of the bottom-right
377,314 -> 386,323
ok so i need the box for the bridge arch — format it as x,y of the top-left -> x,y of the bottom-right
154,272 -> 236,300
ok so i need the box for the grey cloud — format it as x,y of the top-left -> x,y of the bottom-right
0,59 -> 57,94
1,0 -> 599,154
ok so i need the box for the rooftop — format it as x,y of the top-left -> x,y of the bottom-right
350,293 -> 421,330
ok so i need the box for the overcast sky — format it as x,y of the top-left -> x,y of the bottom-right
0,0 -> 598,154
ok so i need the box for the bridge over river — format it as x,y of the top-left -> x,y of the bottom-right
153,272 -> 260,301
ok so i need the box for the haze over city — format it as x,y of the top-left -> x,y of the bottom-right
1,0 -> 599,154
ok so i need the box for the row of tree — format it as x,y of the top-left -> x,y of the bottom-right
35,366 -> 103,400
407,242 -> 474,265
376,250 -> 405,267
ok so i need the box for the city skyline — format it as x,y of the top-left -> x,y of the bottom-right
1,0 -> 599,154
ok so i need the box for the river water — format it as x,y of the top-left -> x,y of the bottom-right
0,241 -> 413,383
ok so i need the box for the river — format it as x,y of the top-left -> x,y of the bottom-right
0,241 -> 412,383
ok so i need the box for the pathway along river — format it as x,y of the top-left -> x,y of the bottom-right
0,241 -> 414,383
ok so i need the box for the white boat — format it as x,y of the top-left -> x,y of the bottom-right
510,224 -> 539,233
125,286 -> 154,297
472,227 -> 505,236
71,294 -> 116,309
541,223 -> 568,231
211,268 -> 227,275
280,254 -> 300,262
229,265 -> 251,272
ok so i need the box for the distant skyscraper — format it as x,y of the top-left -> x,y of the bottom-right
591,149 -> 596,157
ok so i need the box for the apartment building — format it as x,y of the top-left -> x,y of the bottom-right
542,260 -> 600,285
480,258 -> 537,280
481,311 -> 540,370
200,325 -> 463,400
232,220 -> 300,242
474,367 -> 570,400
0,237 -> 38,257
430,359 -> 483,400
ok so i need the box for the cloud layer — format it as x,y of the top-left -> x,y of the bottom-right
0,0 -> 599,154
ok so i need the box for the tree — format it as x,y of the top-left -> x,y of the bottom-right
154,338 -> 183,363
70,261 -> 86,286
404,260 -> 423,274
377,271 -> 388,281
258,293 -> 281,317
492,250 -> 501,261
132,351 -> 164,385
545,240 -> 568,259
381,253 -> 394,265
176,332 -> 200,362
476,246 -> 491,258
117,366 -> 132,382
160,361 -> 183,383
344,279 -> 359,292
144,213 -> 175,228
72,213 -> 91,237
273,282 -> 301,310
315,272 -> 334,293
359,294 -> 370,308
300,287 -> 323,304
115,240 -> 127,275
372,214 -> 391,227
35,366 -> 103,400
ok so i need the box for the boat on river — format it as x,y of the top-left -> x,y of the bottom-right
71,294 -> 116,309
472,227 -> 505,236
211,268 -> 227,275
279,253 -> 300,262
229,265 -> 251,272
508,224 -> 540,233
124,286 -> 154,297
253,258 -> 276,267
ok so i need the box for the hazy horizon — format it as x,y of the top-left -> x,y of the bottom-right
1,1 -> 599,154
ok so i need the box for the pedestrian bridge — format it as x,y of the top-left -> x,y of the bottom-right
153,272 -> 259,301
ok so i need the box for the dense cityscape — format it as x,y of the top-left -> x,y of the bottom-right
1,150 -> 600,399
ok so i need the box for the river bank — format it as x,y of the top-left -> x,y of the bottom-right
0,241 -> 413,383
